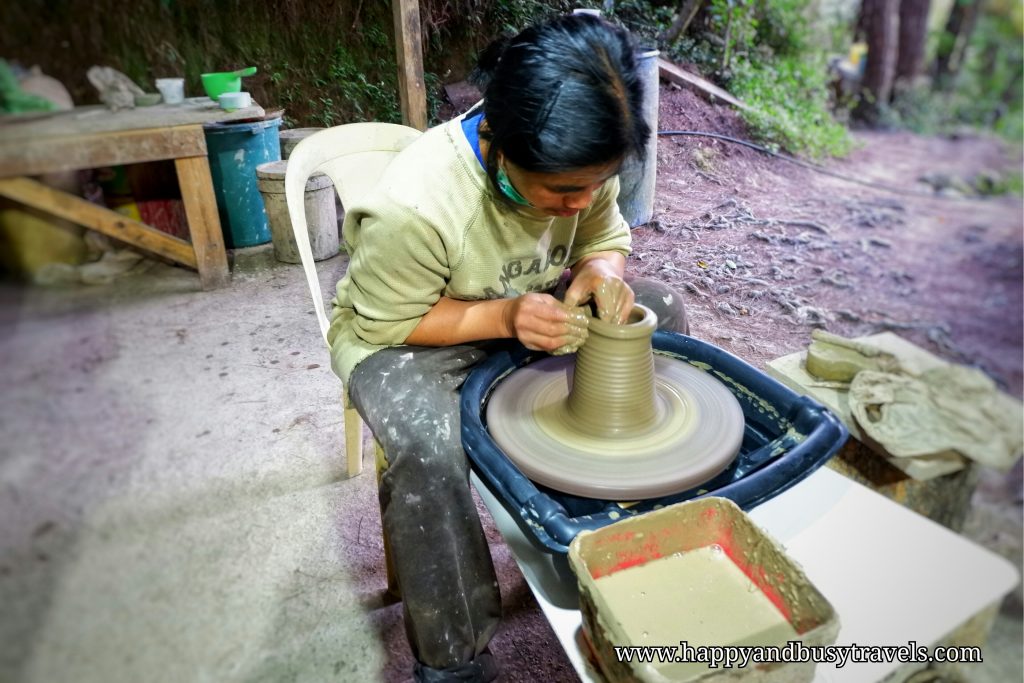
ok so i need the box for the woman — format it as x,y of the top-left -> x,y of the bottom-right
328,13 -> 688,682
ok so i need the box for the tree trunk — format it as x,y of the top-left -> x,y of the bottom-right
854,0 -> 899,122
894,0 -> 931,91
934,0 -> 983,89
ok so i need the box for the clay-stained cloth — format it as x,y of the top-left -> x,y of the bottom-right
849,365 -> 1022,471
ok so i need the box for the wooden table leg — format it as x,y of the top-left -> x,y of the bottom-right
175,155 -> 230,290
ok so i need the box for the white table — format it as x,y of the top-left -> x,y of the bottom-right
472,466 -> 1020,682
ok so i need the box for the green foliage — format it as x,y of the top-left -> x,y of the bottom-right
261,37 -> 400,128
1004,171 -> 1024,197
327,44 -> 400,122
881,11 -> 1022,149
487,0 -> 572,35
612,0 -> 850,159
1,1 -> 418,127
975,169 -> 1023,197
731,56 -> 852,158
418,0 -> 571,125
754,0 -> 825,56
424,70 -> 445,124
609,0 -> 675,46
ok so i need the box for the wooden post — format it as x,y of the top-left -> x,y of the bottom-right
392,0 -> 428,131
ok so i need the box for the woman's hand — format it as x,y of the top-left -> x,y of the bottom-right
502,293 -> 589,355
564,256 -> 635,324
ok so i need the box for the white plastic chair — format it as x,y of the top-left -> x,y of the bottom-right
285,122 -> 423,479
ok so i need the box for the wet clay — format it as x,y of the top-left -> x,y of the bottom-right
593,546 -> 798,679
567,305 -> 660,437
485,305 -> 745,499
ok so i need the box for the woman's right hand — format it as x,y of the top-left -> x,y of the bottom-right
502,293 -> 589,355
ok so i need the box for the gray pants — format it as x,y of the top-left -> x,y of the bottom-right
347,277 -> 688,677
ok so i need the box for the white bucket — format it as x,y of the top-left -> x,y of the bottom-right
155,78 -> 185,105
256,160 -> 339,263
616,49 -> 660,228
279,127 -> 327,160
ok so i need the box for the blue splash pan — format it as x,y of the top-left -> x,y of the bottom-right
461,331 -> 848,556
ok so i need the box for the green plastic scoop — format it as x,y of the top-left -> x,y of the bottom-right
201,66 -> 257,100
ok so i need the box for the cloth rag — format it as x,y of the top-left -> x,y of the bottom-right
849,365 -> 1023,471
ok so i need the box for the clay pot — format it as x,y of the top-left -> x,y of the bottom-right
567,304 -> 660,438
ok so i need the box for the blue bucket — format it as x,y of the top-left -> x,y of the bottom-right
203,118 -> 282,248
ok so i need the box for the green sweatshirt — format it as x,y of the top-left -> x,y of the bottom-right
327,117 -> 632,383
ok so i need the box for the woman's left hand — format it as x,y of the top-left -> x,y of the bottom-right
564,257 -> 635,324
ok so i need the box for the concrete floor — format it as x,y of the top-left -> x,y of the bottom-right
1,248 -> 1020,683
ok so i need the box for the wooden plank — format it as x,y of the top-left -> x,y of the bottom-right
392,0 -> 428,131
0,98 -> 264,141
658,58 -> 749,110
0,126 -> 207,178
175,154 -> 230,289
0,176 -> 197,268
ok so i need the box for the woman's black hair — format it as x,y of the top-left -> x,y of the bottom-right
472,14 -> 649,204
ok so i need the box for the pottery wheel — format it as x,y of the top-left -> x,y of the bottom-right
485,355 -> 745,499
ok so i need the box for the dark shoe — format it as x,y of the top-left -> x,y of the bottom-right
412,650 -> 499,683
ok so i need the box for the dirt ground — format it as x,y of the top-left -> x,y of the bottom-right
638,85 -> 1023,399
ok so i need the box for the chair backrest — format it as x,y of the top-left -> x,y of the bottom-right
285,122 -> 423,345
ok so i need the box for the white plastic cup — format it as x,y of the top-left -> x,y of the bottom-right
155,78 -> 185,105
218,91 -> 252,111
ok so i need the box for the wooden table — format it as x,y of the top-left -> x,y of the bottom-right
0,98 -> 267,289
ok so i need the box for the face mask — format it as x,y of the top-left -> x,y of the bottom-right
496,164 -> 533,207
